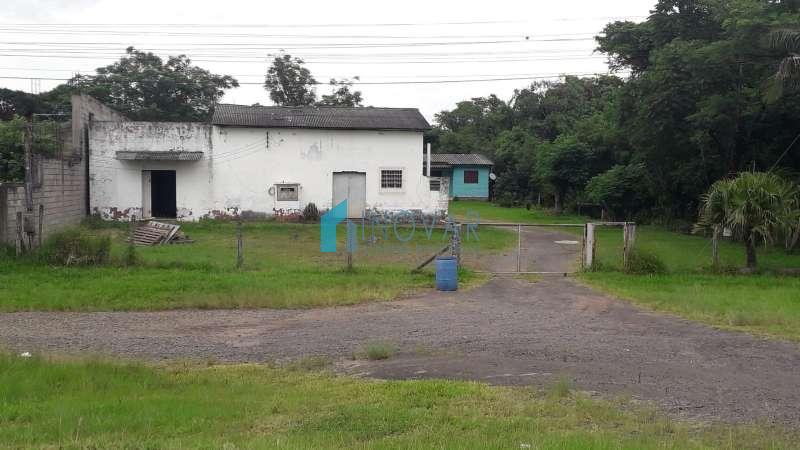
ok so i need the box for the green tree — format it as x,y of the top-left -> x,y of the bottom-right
0,89 -> 46,121
534,135 -> 592,211
66,47 -> 238,121
770,28 -> 800,93
317,78 -> 363,107
0,117 -> 24,181
433,95 -> 513,155
598,0 -> 800,218
695,172 -> 798,270
264,54 -> 317,106
492,127 -> 540,203
585,163 -> 651,220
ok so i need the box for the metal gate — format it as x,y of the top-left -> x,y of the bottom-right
458,222 -> 637,275
464,223 -> 586,275
332,172 -> 366,219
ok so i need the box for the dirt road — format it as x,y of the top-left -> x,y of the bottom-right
1,227 -> 799,424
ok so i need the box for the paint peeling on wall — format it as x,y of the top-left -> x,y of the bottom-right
94,206 -> 143,220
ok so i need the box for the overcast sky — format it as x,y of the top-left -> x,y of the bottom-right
1,0 -> 652,121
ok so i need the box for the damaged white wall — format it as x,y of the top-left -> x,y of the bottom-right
90,122 -> 213,220
90,121 -> 439,220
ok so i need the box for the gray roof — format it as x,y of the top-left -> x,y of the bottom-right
426,153 -> 493,166
212,104 -> 430,131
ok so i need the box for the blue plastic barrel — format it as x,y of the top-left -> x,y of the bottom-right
435,256 -> 458,291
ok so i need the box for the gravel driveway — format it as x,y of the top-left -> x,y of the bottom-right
1,227 -> 799,424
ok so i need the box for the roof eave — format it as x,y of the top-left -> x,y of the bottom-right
212,123 -> 429,132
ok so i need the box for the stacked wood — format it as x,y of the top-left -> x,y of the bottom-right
128,221 -> 193,246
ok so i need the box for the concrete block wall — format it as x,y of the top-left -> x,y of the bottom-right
1,155 -> 87,247
0,95 -> 128,248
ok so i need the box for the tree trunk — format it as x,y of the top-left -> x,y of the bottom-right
554,191 -> 562,212
745,237 -> 758,270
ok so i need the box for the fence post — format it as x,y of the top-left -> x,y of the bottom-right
37,204 -> 44,247
236,219 -> 243,269
346,219 -> 356,271
450,223 -> 462,267
711,226 -> 720,268
15,211 -> 23,256
126,215 -> 137,266
623,222 -> 637,268
584,223 -> 596,269
516,224 -> 522,273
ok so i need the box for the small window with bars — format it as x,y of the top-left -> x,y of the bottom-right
463,170 -> 479,184
429,178 -> 441,191
276,184 -> 299,201
381,169 -> 403,190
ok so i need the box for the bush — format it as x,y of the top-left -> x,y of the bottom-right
623,248 -> 667,275
301,203 -> 320,223
356,341 -> 397,360
38,228 -> 111,266
0,244 -> 15,261
495,194 -> 515,208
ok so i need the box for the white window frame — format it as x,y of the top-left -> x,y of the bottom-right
379,167 -> 405,193
275,183 -> 300,201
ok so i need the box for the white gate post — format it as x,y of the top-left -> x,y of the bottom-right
584,223 -> 596,269
623,222 -> 637,268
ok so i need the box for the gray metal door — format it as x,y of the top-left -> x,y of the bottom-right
332,172 -> 366,218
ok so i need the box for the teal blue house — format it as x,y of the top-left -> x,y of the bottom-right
425,153 -> 494,200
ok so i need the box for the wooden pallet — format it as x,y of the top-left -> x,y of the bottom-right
128,221 -> 187,246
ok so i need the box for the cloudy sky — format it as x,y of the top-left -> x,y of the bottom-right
1,0 -> 652,120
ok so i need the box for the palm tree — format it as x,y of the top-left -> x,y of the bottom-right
770,29 -> 800,92
695,172 -> 798,270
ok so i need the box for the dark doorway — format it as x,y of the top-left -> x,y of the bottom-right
151,170 -> 176,218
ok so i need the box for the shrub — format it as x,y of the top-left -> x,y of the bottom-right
357,341 -> 397,360
301,203 -> 320,223
0,244 -> 15,261
623,248 -> 667,275
548,376 -> 575,399
496,194 -> 515,208
38,227 -> 111,266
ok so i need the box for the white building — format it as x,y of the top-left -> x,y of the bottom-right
89,103 -> 444,221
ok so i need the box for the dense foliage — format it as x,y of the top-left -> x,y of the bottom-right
429,0 -> 800,222
0,47 -> 238,122
0,118 -> 65,182
264,54 -> 364,107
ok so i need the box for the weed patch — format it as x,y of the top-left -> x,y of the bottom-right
357,341 -> 398,360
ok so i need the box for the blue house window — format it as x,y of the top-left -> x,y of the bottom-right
463,170 -> 479,184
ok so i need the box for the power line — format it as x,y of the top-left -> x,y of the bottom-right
0,32 -> 598,42
0,38 -> 594,50
0,53 -> 606,64
0,72 -> 622,86
0,17 -> 645,27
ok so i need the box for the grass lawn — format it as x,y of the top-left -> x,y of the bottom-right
0,221 -> 513,312
450,200 -> 587,224
452,201 -> 800,341
0,354 -> 794,450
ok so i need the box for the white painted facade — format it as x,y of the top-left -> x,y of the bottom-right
89,121 -> 442,220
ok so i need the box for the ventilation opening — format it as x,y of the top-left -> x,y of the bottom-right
151,170 -> 176,218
